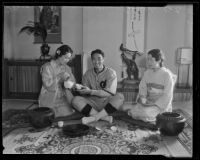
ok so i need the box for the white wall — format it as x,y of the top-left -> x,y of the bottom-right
4,8 -> 13,59
82,7 -> 124,80
4,5 -> 193,83
146,5 -> 192,74
62,7 -> 83,55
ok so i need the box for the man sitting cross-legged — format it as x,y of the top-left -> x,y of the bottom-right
72,49 -> 124,124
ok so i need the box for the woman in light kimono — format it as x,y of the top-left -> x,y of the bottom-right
38,44 -> 77,117
122,49 -> 177,122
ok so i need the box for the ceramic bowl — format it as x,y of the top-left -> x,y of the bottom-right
156,112 -> 186,136
28,107 -> 55,129
62,124 -> 90,137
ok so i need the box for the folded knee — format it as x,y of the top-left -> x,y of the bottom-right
113,92 -> 125,105
72,96 -> 84,108
115,93 -> 125,101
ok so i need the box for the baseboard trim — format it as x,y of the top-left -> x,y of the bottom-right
2,99 -> 38,102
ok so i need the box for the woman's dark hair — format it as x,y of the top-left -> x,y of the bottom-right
148,49 -> 165,67
54,45 -> 73,59
91,49 -> 105,59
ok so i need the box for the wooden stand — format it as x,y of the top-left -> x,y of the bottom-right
117,80 -> 139,103
121,79 -> 140,88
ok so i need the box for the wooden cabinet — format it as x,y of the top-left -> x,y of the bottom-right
4,55 -> 82,100
5,59 -> 45,99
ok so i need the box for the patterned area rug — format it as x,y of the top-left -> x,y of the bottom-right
2,109 -> 30,137
2,109 -> 192,155
174,109 -> 192,155
2,109 -> 83,137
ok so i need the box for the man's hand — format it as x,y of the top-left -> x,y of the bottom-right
77,86 -> 92,95
74,84 -> 85,90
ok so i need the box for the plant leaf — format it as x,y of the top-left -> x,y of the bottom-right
19,26 -> 34,34
19,22 -> 47,42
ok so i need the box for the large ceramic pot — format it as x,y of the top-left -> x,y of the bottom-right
156,112 -> 186,136
28,107 -> 55,129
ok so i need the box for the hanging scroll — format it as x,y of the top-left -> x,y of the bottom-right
125,7 -> 146,52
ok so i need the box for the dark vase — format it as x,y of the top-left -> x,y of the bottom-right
28,107 -> 55,129
41,43 -> 50,56
156,112 -> 186,136
40,43 -> 51,60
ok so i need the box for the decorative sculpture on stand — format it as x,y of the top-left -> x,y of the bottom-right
120,43 -> 143,81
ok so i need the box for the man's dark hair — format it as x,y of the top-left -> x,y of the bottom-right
91,49 -> 105,59
148,49 -> 165,67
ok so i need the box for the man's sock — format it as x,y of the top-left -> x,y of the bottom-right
81,103 -> 117,124
90,108 -> 98,116
88,107 -> 112,123
81,115 -> 113,124
92,103 -> 116,122
81,104 -> 92,116
82,116 -> 96,124
104,103 -> 117,114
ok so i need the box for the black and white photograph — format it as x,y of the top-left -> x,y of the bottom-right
2,4 -> 196,156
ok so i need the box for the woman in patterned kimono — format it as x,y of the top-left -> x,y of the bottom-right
38,44 -> 77,117
122,49 -> 177,122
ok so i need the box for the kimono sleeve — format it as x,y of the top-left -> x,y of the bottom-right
154,72 -> 174,111
66,65 -> 76,83
40,63 -> 56,91
139,71 -> 148,98
82,72 -> 90,88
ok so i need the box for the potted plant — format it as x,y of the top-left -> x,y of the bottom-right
19,21 -> 51,60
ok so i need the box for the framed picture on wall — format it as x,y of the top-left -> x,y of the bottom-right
34,6 -> 62,43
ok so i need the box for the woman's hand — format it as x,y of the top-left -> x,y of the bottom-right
57,72 -> 70,83
141,103 -> 154,107
145,99 -> 155,105
140,99 -> 154,106
138,97 -> 154,107
137,96 -> 146,104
